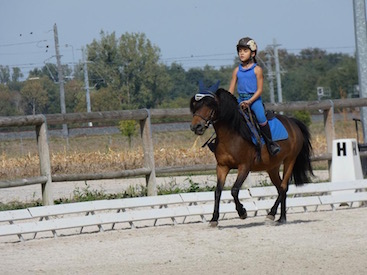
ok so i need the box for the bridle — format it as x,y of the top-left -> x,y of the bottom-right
193,108 -> 216,128
192,92 -> 218,130
191,92 -> 218,149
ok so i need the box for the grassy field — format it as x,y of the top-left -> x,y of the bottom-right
0,119 -> 363,181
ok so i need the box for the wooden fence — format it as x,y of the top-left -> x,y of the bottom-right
1,98 -> 367,205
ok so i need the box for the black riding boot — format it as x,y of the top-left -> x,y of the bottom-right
260,123 -> 280,156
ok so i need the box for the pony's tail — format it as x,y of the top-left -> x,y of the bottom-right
291,118 -> 314,186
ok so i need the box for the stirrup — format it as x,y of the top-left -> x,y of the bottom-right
267,142 -> 280,156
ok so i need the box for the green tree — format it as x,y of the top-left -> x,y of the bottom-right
319,55 -> 358,98
8,67 -> 23,91
279,48 -> 357,101
0,84 -> 21,116
88,86 -> 121,112
37,77 -> 58,114
64,79 -> 85,113
11,67 -> 22,82
166,63 -> 188,99
87,31 -> 119,90
117,32 -> 169,108
87,31 -> 170,110
20,79 -> 48,115
0,65 -> 10,84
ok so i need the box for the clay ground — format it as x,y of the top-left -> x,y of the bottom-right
0,206 -> 366,275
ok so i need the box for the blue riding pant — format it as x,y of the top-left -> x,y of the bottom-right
238,94 -> 267,124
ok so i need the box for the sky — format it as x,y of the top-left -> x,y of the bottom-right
0,0 -> 363,79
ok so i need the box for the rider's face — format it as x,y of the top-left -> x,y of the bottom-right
238,48 -> 253,63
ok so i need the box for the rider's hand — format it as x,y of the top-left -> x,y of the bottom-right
240,99 -> 252,110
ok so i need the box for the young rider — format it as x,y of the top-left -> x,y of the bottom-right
228,37 -> 280,156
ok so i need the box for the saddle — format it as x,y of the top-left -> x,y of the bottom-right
240,107 -> 268,156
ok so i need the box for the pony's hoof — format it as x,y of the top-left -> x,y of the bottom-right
240,212 -> 248,220
209,221 -> 218,227
277,218 -> 287,224
266,214 -> 275,221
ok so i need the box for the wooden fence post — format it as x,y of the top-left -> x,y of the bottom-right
324,102 -> 335,176
140,109 -> 157,196
36,119 -> 53,205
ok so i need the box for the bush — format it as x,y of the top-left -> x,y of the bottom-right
118,120 -> 138,147
293,111 -> 312,127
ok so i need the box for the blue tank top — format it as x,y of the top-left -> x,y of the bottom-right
237,63 -> 257,102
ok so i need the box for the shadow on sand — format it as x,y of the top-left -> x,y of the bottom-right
217,218 -> 320,230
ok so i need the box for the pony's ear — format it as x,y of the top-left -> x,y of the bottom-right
198,79 -> 220,94
198,80 -> 206,93
209,80 -> 220,93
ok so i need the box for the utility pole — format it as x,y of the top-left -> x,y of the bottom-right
53,23 -> 68,136
82,47 -> 93,127
266,51 -> 275,104
353,0 -> 367,143
273,38 -> 283,103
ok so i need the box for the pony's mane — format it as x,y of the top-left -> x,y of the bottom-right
190,88 -> 252,142
215,88 -> 252,141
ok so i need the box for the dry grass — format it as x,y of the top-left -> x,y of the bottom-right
0,119 -> 363,181
0,130 -> 215,180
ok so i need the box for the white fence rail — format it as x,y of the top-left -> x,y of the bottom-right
1,180 -> 366,242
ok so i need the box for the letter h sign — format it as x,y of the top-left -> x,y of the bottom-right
337,142 -> 346,156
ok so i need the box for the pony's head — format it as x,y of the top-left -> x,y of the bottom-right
190,80 -> 220,135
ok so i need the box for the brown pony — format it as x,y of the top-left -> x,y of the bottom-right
190,88 -> 313,226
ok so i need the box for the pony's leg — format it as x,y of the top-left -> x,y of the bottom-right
267,167 -> 282,221
210,165 -> 229,227
231,167 -> 250,220
277,160 -> 296,223
273,187 -> 288,223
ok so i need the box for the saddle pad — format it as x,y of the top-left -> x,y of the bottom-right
269,117 -> 288,141
251,117 -> 288,145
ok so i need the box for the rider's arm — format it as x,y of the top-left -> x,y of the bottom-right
228,67 -> 238,94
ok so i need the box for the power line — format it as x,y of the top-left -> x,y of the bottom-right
282,46 -> 355,53
0,39 -> 48,48
168,58 -> 234,63
0,50 -> 47,56
162,52 -> 233,61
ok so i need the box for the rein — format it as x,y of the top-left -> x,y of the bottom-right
241,106 -> 262,147
201,131 -> 216,149
193,107 -> 217,151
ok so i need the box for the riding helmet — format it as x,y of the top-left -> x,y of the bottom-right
236,37 -> 257,53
